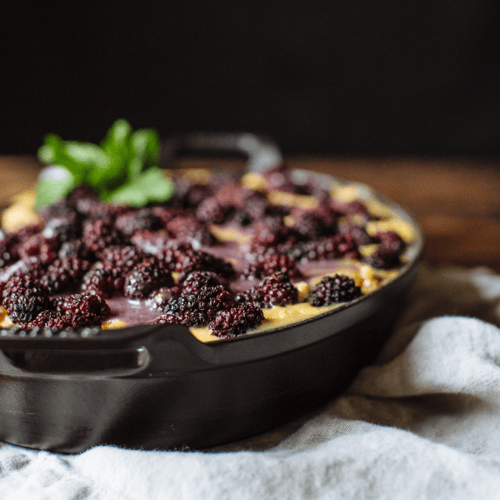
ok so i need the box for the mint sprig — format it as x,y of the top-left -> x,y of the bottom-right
35,119 -> 174,209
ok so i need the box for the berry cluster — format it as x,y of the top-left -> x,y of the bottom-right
0,162 -> 409,338
364,231 -> 406,269
124,259 -> 174,300
243,252 -> 302,280
284,234 -> 361,263
152,285 -> 234,326
1,275 -> 110,329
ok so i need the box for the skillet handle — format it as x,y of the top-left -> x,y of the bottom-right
0,323 -> 187,351
0,323 -> 215,373
160,132 -> 283,173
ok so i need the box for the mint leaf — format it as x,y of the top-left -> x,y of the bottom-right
142,129 -> 161,168
37,134 -> 64,164
37,134 -> 86,182
34,169 -> 77,209
86,152 -> 127,194
106,167 -> 174,207
65,141 -> 108,167
101,119 -> 132,154
35,119 -> 171,209
128,130 -> 149,181
128,129 -> 160,181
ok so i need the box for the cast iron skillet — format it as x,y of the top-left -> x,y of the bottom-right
0,134 -> 424,453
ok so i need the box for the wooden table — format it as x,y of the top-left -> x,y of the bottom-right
1,155 -> 499,272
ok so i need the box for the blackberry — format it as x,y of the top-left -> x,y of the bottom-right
57,239 -> 93,261
227,210 -> 252,226
243,252 -> 302,280
9,257 -> 48,281
13,224 -> 44,241
234,287 -> 265,308
185,184 -> 214,208
248,219 -> 301,253
81,265 -> 118,298
329,198 -> 371,218
263,164 -> 296,192
364,248 -> 402,270
39,200 -> 81,225
150,311 -> 201,326
152,240 -> 194,271
82,219 -> 122,257
86,201 -> 129,221
241,192 -> 284,221
17,235 -> 58,264
196,197 -> 233,224
70,187 -> 127,220
21,310 -> 66,329
124,259 -> 174,300
208,304 -> 264,339
40,257 -> 92,294
377,231 -> 406,255
2,277 -> 50,323
100,245 -> 148,274
313,203 -> 338,227
181,271 -> 229,295
0,233 -> 18,270
258,272 -> 298,307
52,292 -> 111,320
21,309 -> 102,330
290,209 -> 335,239
115,209 -> 162,237
310,275 -> 362,307
147,286 -> 182,310
215,180 -> 247,207
65,184 -> 99,211
173,177 -> 213,208
150,206 -> 183,227
131,230 -> 174,255
42,217 -> 81,243
160,285 -> 234,325
175,250 -> 235,279
286,234 -> 360,262
338,222 -> 374,246
303,184 -> 331,203
166,215 -> 212,246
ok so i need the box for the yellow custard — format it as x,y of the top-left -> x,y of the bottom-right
190,302 -> 340,342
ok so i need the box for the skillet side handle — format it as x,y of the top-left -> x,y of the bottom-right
160,132 -> 283,173
0,324 -> 214,373
0,324 -> 177,351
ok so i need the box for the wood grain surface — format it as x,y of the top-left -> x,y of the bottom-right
1,155 -> 499,271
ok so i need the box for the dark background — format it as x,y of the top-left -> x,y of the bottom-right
2,1 -> 499,156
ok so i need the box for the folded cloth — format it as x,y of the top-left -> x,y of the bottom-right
1,265 -> 500,500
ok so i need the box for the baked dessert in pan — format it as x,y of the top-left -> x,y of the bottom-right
0,131 -> 423,452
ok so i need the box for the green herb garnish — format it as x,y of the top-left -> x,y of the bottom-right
35,119 -> 174,209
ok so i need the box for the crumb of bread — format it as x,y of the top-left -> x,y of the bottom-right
241,173 -> 269,191
101,319 -> 127,330
2,202 -> 43,232
295,281 -> 311,302
267,191 -> 319,210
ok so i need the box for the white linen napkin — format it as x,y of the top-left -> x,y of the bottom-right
1,265 -> 500,500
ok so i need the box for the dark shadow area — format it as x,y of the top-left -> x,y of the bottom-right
2,1 -> 499,155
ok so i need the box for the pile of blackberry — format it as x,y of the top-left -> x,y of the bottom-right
0,163 -> 407,338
